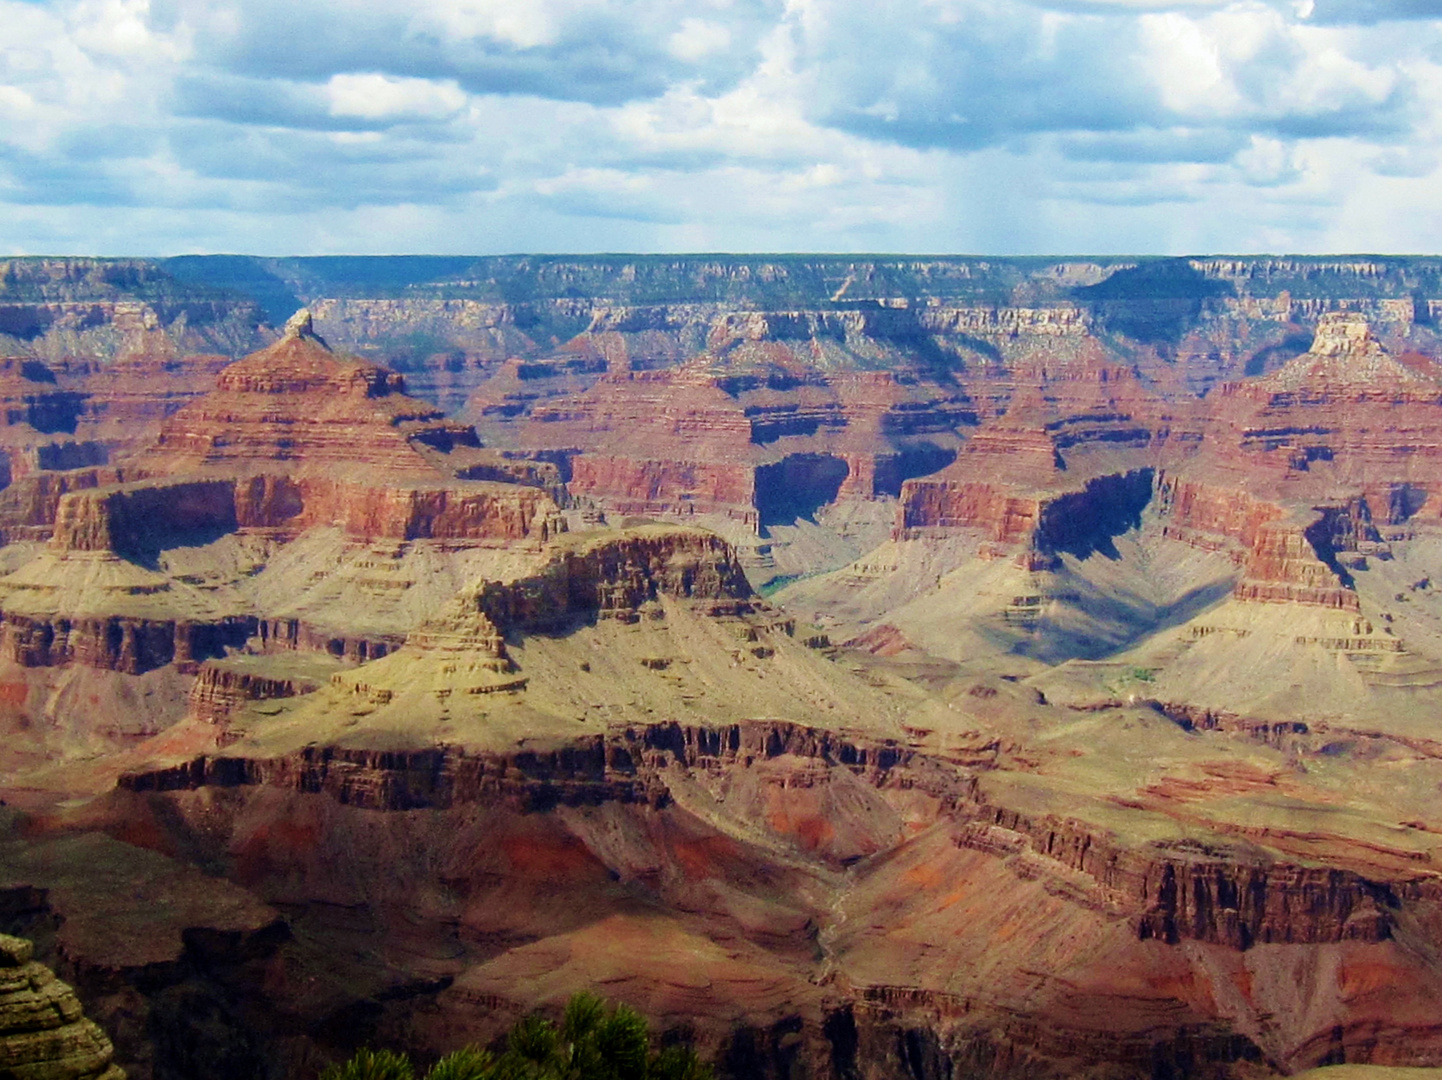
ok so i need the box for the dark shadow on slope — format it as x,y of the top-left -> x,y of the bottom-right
756,454 -> 851,529
1072,259 -> 1234,347
1035,469 -> 1154,561
1243,331 -> 1313,378
1000,563 -> 1238,665
163,255 -> 304,330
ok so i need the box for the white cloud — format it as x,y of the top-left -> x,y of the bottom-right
415,0 -> 573,49
326,73 -> 468,121
669,18 -> 733,60
0,0 -> 1440,254
1142,11 -> 1242,116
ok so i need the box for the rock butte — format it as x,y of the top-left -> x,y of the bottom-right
3,257 -> 1442,1079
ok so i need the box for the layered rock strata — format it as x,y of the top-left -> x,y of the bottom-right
469,525 -> 753,630
472,360 -> 969,528
104,712 -> 1442,1078
188,662 -> 324,726
82,310 -> 567,548
120,719 -> 940,813
0,612 -> 254,675
0,933 -> 124,1080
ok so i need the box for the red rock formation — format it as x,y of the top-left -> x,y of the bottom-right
39,311 -> 564,556
899,470 -> 1155,564
470,358 -> 969,526
0,466 -> 130,543
144,311 -> 466,477
1209,314 -> 1442,495
50,479 -> 237,555
1233,518 -> 1360,610
568,454 -> 759,525
1154,475 -> 1281,554
899,479 -> 1044,542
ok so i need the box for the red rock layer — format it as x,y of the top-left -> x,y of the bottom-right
899,480 -> 1044,542
472,359 -> 970,524
1234,520 -> 1359,610
568,454 -> 759,524
1154,475 -> 1282,554
48,474 -> 558,555
0,466 -> 130,543
35,313 -> 566,555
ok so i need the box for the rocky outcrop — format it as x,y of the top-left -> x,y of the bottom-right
48,471 -> 559,556
1233,519 -> 1360,610
50,480 -> 236,556
898,469 -> 1154,559
1154,476 -> 1368,610
957,805 -> 1399,949
119,718 -> 956,814
469,526 -> 753,630
188,663 -> 322,725
1154,475 -> 1281,556
0,933 -> 124,1080
1151,702 -> 1310,748
0,612 -> 255,675
568,455 -> 760,525
296,477 -> 559,542
898,479 -> 1044,542
0,468 -> 130,544
249,619 -> 402,663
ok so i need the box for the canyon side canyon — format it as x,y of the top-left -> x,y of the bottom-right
3,255 -> 1442,1080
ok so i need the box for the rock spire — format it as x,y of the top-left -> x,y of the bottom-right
281,307 -> 328,348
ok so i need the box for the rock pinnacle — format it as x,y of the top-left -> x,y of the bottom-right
282,308 -> 329,349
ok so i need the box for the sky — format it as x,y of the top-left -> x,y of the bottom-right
1,0 -> 1441,256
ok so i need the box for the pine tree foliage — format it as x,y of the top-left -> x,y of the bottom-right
321,994 -> 714,1080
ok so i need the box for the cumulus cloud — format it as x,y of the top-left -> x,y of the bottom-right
1,0 -> 1441,254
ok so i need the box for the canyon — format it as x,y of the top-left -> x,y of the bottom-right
2,255 -> 1442,1080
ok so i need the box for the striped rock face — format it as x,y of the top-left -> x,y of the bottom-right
0,934 -> 125,1080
